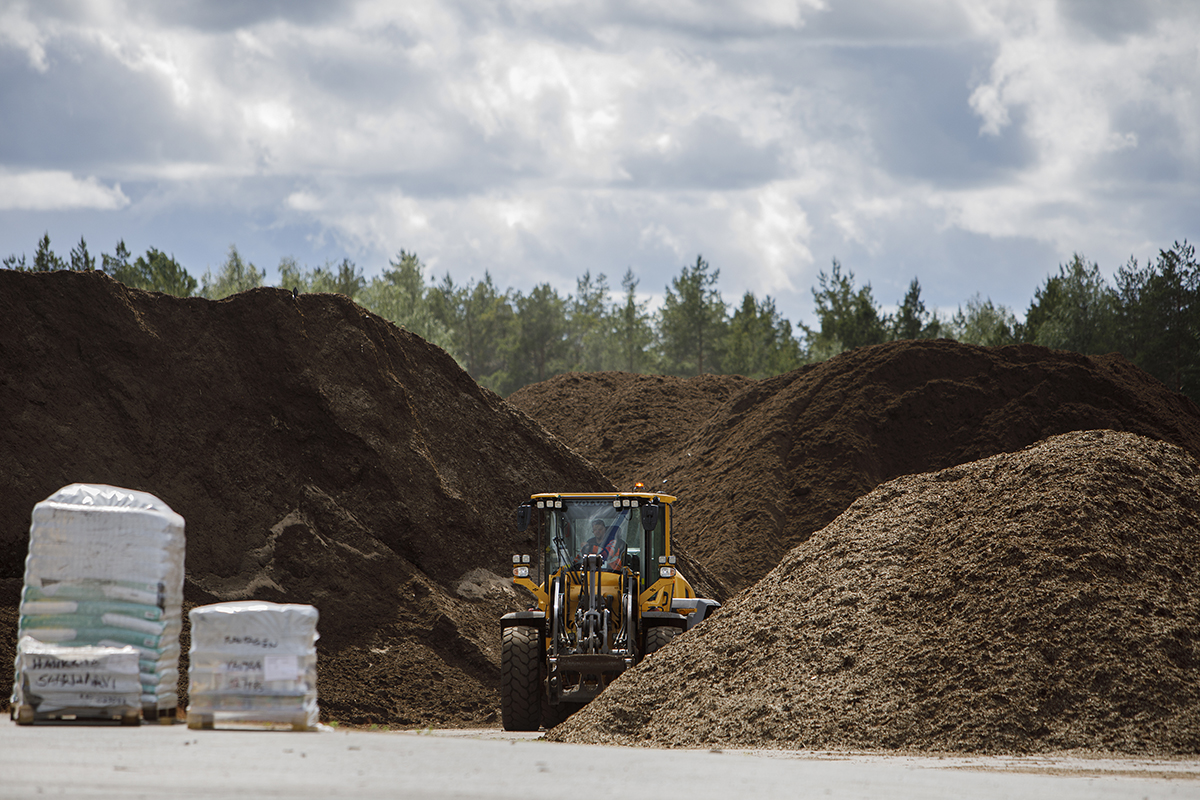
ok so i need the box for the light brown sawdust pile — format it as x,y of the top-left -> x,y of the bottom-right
549,430 -> 1200,754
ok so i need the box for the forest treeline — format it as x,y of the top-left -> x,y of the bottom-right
6,233 -> 1198,403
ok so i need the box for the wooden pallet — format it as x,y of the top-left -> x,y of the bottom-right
11,704 -> 140,726
186,711 -> 313,732
143,705 -> 178,725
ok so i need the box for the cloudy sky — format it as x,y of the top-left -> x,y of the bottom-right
1,0 -> 1197,325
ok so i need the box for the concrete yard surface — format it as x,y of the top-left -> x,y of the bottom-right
2,722 -> 1199,799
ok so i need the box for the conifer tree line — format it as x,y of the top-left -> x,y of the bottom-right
7,233 -> 1198,402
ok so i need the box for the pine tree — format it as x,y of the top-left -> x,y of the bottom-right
1116,241 -> 1199,396
514,284 -> 569,385
947,295 -> 1018,346
725,292 -> 802,378
1021,254 -> 1116,353
613,269 -> 655,373
199,245 -> 265,299
659,256 -> 727,376
131,248 -> 197,296
357,250 -> 451,349
33,233 -> 67,271
69,237 -> 96,271
891,278 -> 940,340
807,258 -> 887,354
432,272 -> 516,392
568,271 -> 611,372
101,240 -> 134,282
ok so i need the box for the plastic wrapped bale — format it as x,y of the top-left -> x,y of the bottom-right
11,636 -> 142,725
13,484 -> 186,722
187,602 -> 320,731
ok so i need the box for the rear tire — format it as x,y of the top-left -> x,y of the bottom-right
644,626 -> 678,656
501,626 -> 542,732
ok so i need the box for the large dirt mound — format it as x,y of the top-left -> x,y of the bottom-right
507,371 -> 752,601
507,371 -> 753,491
515,342 -> 1200,595
550,430 -> 1200,754
0,269 -> 613,725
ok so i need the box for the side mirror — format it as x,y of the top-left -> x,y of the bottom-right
640,504 -> 659,532
516,503 -> 532,532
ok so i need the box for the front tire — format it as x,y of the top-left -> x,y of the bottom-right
501,626 -> 542,731
540,697 -> 575,730
644,626 -> 678,656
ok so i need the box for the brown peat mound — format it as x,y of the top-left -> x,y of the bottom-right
0,269 -> 613,725
508,370 -> 753,601
507,371 -> 753,491
514,342 -> 1200,595
549,430 -> 1200,754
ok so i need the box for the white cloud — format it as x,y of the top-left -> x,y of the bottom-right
286,191 -> 323,212
620,0 -> 827,31
967,82 -> 1009,136
831,193 -> 908,253
942,0 -> 1200,265
731,185 -> 812,292
88,27 -> 197,108
0,170 -> 129,211
0,1 -> 49,71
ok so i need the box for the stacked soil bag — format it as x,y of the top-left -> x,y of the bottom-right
11,636 -> 141,724
12,484 -> 185,722
187,601 -> 320,731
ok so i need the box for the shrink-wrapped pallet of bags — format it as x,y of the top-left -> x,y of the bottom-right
11,484 -> 185,723
187,601 -> 319,731
11,636 -> 142,725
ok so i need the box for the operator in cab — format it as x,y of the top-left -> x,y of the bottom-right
580,518 -> 624,570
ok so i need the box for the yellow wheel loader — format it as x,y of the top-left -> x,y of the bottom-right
500,491 -> 720,731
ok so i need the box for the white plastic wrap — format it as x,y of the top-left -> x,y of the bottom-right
13,484 -> 185,719
187,601 -> 320,730
13,636 -> 141,715
25,580 -> 167,607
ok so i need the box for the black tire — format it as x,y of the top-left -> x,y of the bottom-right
644,626 -> 678,656
501,626 -> 542,732
540,698 -> 575,730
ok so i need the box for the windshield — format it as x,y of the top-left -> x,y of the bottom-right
539,498 -> 666,588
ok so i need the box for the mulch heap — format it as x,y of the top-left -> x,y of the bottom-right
550,430 -> 1200,754
508,370 -> 753,601
0,269 -> 613,726
511,342 -> 1200,597
508,371 -> 753,491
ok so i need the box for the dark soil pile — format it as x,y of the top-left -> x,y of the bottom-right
507,371 -> 753,491
514,342 -> 1200,596
0,269 -> 613,726
550,430 -> 1200,754
508,371 -> 752,601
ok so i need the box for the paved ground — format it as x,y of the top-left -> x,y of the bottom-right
2,721 -> 1199,799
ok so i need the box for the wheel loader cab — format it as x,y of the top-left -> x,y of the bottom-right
540,498 -> 664,589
